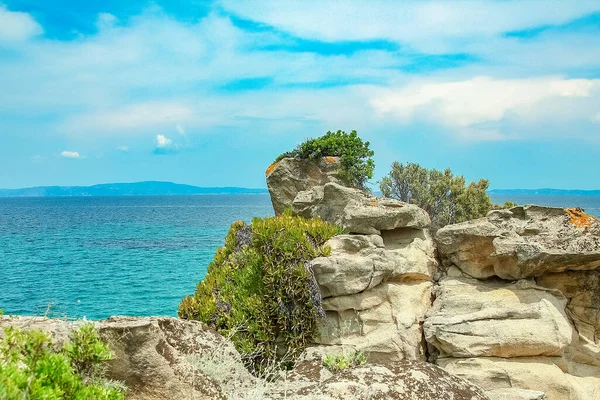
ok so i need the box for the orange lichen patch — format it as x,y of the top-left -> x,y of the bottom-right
368,201 -> 378,207
324,156 -> 337,163
265,161 -> 280,176
565,207 -> 598,228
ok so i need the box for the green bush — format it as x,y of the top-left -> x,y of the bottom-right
380,162 -> 516,229
323,350 -> 367,373
275,130 -> 375,190
0,324 -> 125,400
178,211 -> 343,375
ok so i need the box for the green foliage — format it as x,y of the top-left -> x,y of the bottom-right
275,130 -> 375,190
322,350 -> 367,373
0,324 -> 125,400
380,162 -> 516,229
178,211 -> 343,375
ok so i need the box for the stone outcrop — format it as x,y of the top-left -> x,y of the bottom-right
293,182 -> 430,234
276,360 -> 490,400
265,157 -> 341,215
430,206 -> 600,400
0,316 -> 251,400
436,205 -> 600,280
292,185 -> 437,363
0,316 -> 491,400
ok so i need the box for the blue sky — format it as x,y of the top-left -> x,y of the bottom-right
1,1 -> 599,190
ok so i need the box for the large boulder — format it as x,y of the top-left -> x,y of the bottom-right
308,229 -> 436,362
293,182 -> 430,234
274,361 -> 490,400
436,206 -> 600,279
265,157 -> 341,215
438,357 -> 600,400
0,316 -> 254,400
424,271 -> 572,359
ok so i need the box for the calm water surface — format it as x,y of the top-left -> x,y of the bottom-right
1,194 -> 598,319
0,195 -> 273,319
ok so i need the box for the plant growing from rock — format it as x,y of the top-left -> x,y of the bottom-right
275,130 -> 375,190
178,211 -> 343,375
380,161 -> 516,229
323,350 -> 367,373
0,324 -> 125,399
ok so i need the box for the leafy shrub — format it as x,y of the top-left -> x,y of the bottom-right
275,130 -> 375,190
178,211 -> 343,375
0,324 -> 125,400
380,162 -> 516,229
323,350 -> 367,373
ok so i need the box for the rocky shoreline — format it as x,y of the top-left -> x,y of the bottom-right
2,157 -> 599,399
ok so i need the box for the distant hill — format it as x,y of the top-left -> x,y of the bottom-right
489,188 -> 600,196
0,181 -> 268,197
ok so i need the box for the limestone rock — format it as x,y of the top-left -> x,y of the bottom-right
293,182 -> 430,234
265,157 -> 341,215
277,361 -> 490,400
436,205 -> 600,279
0,316 -> 254,400
536,271 -> 600,369
424,275 -> 572,358
311,232 -> 436,297
486,388 -> 547,400
438,357 -> 600,400
313,281 -> 432,362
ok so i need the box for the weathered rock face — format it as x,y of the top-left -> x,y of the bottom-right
424,272 -> 572,359
306,211 -> 436,362
435,205 -> 600,280
294,182 -> 430,234
430,206 -> 600,400
0,316 -> 253,400
265,157 -> 341,215
0,316 -> 491,400
276,361 -> 490,400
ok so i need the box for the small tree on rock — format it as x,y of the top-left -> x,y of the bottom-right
380,162 -> 513,229
276,130 -> 375,190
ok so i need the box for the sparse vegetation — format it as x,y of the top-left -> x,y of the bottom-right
380,161 -> 516,229
323,350 -> 367,373
275,130 -> 375,190
0,324 -> 125,400
178,211 -> 343,375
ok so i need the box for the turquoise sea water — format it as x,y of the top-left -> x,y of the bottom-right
1,194 -> 598,320
0,195 -> 273,320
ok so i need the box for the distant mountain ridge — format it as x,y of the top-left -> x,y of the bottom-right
489,188 -> 600,196
0,181 -> 268,197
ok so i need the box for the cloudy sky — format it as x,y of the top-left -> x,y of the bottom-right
1,1 -> 599,189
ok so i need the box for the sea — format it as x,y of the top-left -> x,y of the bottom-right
1,194 -> 599,320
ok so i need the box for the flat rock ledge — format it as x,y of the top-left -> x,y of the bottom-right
0,316 -> 490,400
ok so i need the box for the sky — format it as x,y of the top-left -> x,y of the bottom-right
1,1 -> 599,190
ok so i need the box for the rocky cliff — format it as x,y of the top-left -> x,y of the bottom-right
266,158 -> 600,400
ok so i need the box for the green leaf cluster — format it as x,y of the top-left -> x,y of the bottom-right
380,162 -> 516,229
178,211 -> 343,375
276,130 -> 375,190
322,350 -> 367,373
0,324 -> 125,400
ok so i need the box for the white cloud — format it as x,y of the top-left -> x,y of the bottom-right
31,155 -> 45,163
0,5 -> 42,42
370,76 -> 600,139
61,151 -> 81,159
220,1 -> 600,52
153,134 -> 179,154
117,145 -> 129,152
96,12 -> 118,30
63,102 -> 194,135
176,124 -> 185,135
